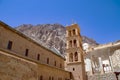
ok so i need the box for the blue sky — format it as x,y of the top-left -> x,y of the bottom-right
0,0 -> 120,44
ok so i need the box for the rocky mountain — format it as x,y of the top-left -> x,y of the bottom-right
15,24 -> 99,55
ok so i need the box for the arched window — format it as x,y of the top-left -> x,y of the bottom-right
69,31 -> 71,36
69,53 -> 73,62
49,76 -> 51,80
69,40 -> 72,47
73,29 -> 76,35
40,75 -> 43,80
74,52 -> 78,61
74,40 -> 77,47
52,77 -> 54,80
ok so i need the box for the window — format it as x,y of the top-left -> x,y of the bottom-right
47,58 -> 49,64
54,61 -> 56,66
69,31 -> 71,36
52,77 -> 54,80
73,29 -> 75,34
69,40 -> 72,47
37,54 -> 40,60
69,53 -> 73,62
25,49 -> 29,56
49,76 -> 51,80
60,63 -> 62,68
73,68 -> 75,71
74,52 -> 78,61
7,41 -> 13,50
73,40 -> 77,47
40,75 -> 43,80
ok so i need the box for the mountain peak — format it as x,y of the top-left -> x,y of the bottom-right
16,24 -> 98,55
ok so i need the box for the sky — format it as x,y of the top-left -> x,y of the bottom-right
0,0 -> 120,44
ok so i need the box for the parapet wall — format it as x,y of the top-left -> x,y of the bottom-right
87,41 -> 120,52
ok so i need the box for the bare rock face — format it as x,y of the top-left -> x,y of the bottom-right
112,49 -> 120,72
82,36 -> 99,46
15,24 -> 98,55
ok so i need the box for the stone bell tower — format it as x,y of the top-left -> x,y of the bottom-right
66,24 -> 86,80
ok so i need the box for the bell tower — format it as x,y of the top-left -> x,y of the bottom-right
66,24 -> 86,80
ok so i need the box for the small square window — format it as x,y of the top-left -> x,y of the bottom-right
47,58 -> 49,64
54,61 -> 56,66
37,54 -> 40,60
25,49 -> 29,56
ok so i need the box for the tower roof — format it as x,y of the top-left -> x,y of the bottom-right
66,23 -> 80,32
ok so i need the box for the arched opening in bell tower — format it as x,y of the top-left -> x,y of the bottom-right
74,52 -> 78,61
69,53 -> 73,62
69,31 -> 72,36
69,40 -> 72,48
74,40 -> 77,47
73,29 -> 76,35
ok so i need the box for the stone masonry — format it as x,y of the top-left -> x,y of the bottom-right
88,73 -> 117,80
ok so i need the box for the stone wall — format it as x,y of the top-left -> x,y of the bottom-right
0,49 -> 70,80
111,49 -> 120,72
118,74 -> 120,80
0,50 -> 37,80
0,22 -> 65,70
88,73 -> 117,80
